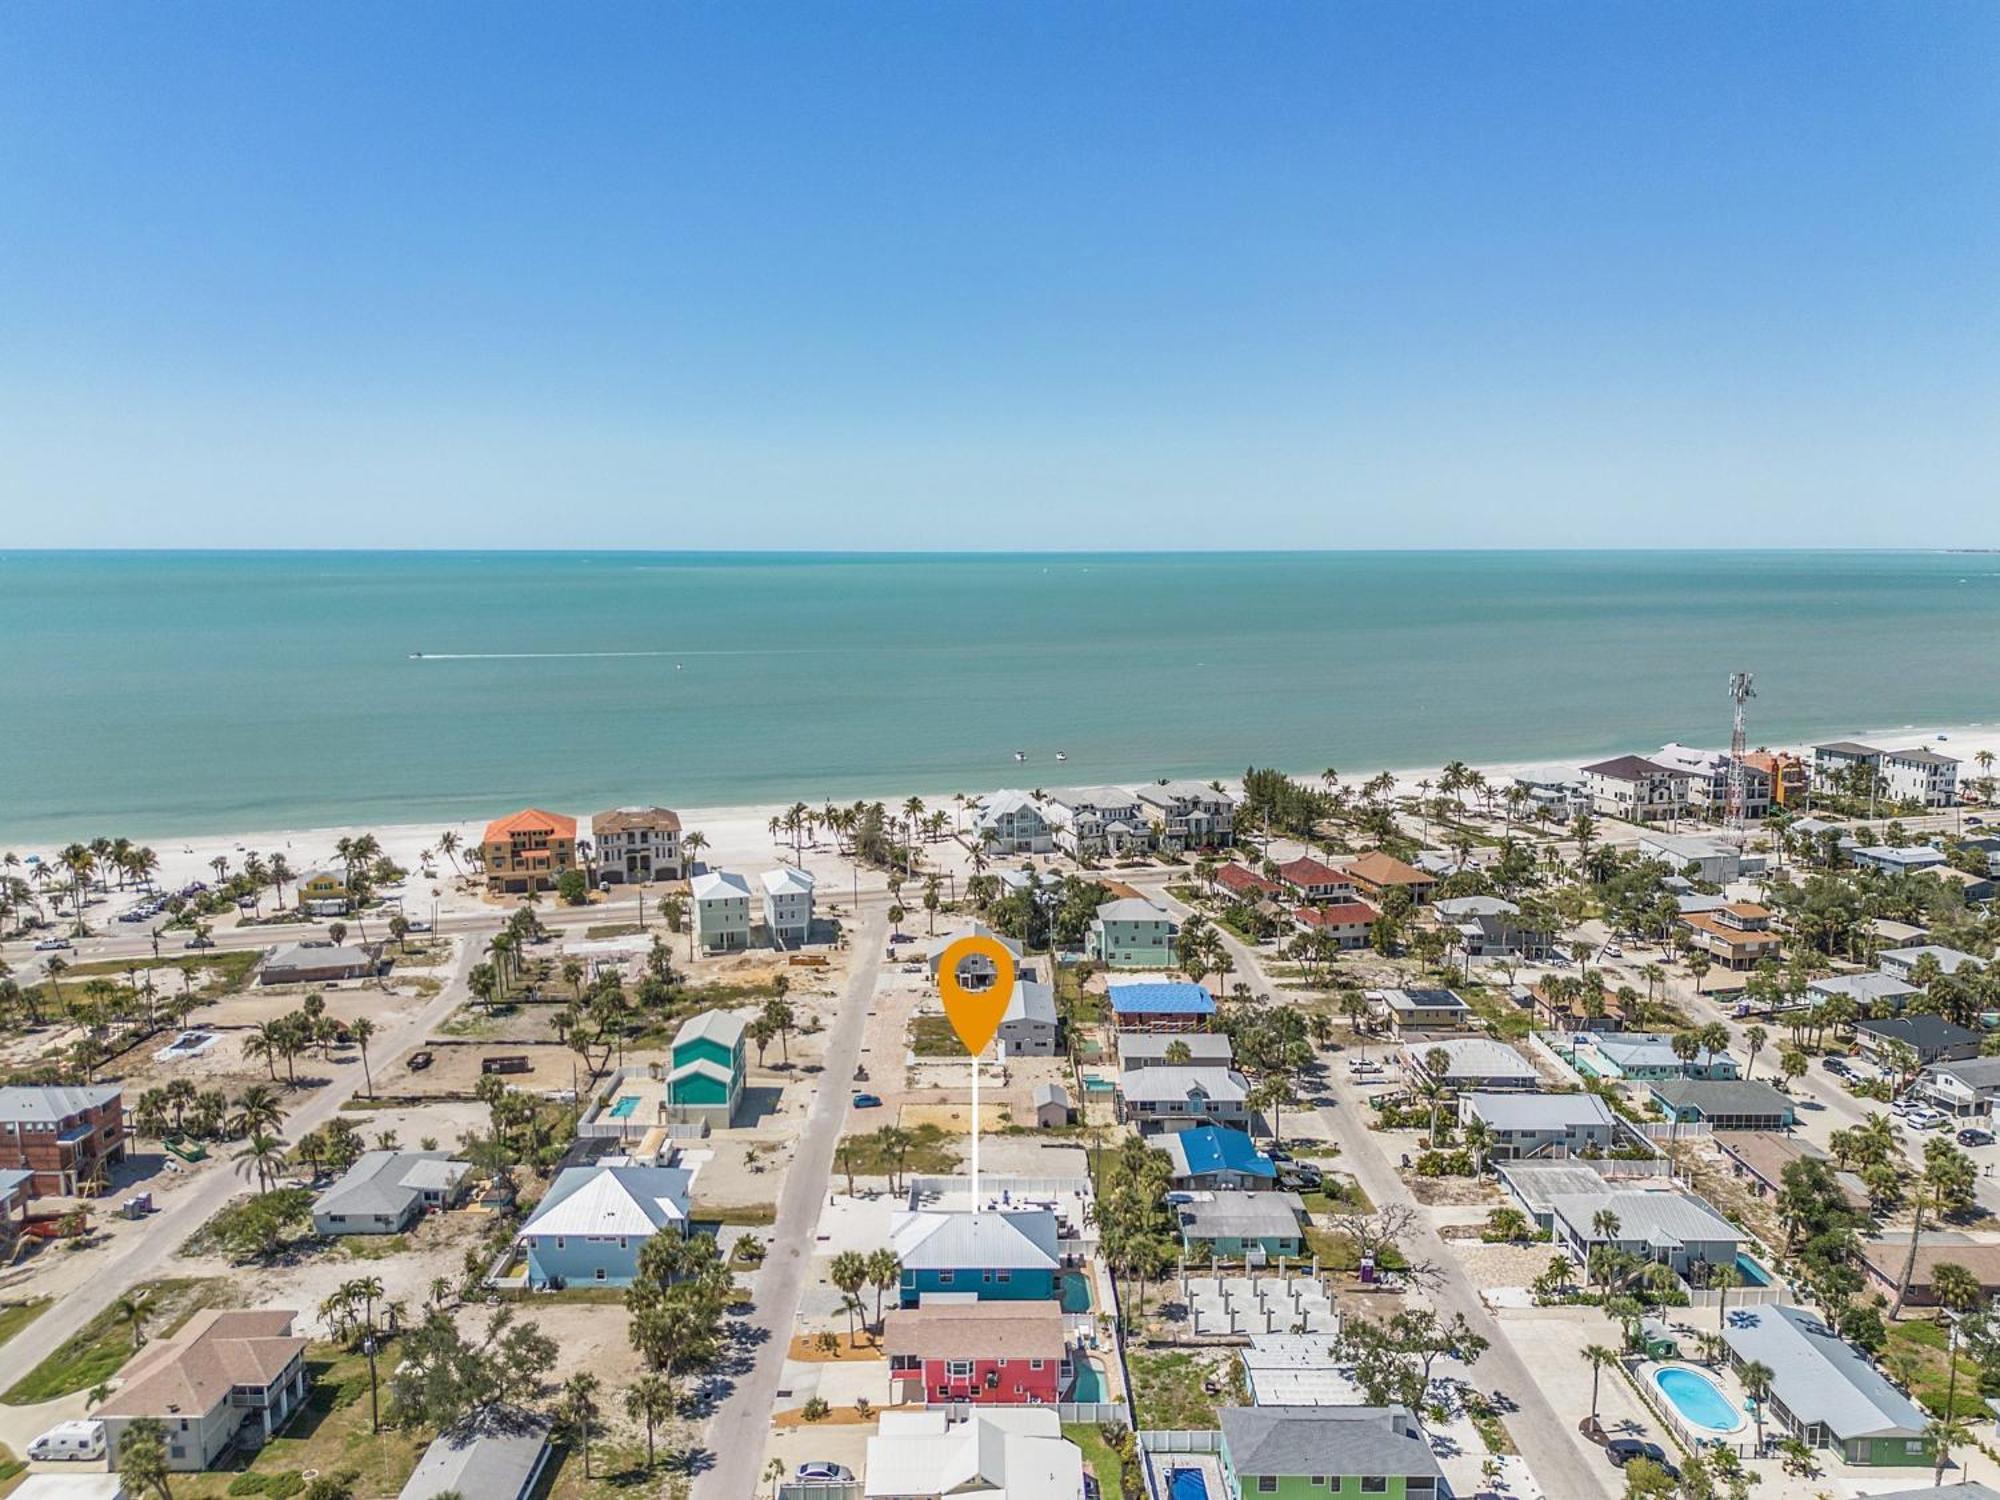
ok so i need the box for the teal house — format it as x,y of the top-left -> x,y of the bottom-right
1088,897 -> 1179,968
1217,1405 -> 1446,1498
1177,1192 -> 1307,1261
516,1162 -> 694,1288
668,1010 -> 747,1127
889,1208 -> 1061,1308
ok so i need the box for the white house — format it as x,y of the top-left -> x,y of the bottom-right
1879,944 -> 1982,982
1850,844 -> 1947,876
1460,1093 -> 1615,1161
1639,833 -> 1759,884
691,869 -> 752,951
971,791 -> 1055,855
588,807 -> 683,885
1042,787 -> 1149,859
1406,1038 -> 1539,1091
1655,744 -> 1773,821
995,979 -> 1059,1057
1548,1188 -> 1741,1279
1880,747 -> 1959,808
1134,780 -> 1236,850
863,1408 -> 1084,1500
758,866 -> 815,947
1580,756 -> 1692,822
1115,1066 -> 1251,1134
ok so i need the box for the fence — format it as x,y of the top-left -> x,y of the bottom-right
777,1482 -> 861,1500
1637,1120 -> 1714,1141
1138,1429 -> 1224,1456
1621,1357 -> 1759,1461
905,1175 -> 1093,1198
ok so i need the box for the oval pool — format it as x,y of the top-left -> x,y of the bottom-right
1651,1364 -> 1748,1435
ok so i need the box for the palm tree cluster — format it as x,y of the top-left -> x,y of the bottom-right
828,1247 -> 903,1345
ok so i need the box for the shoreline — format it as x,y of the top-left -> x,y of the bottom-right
6,718 -> 1992,895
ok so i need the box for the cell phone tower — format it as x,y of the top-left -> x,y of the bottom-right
1726,671 -> 1756,828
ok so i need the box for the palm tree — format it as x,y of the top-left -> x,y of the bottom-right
865,1247 -> 901,1332
1739,1360 -> 1773,1454
114,1292 -> 152,1350
562,1372 -> 602,1480
234,1132 -> 287,1193
1892,1140 -> 1976,1317
350,1017 -> 377,1097
624,1373 -> 677,1467
1582,1344 -> 1617,1427
1709,1263 -> 1740,1330
1742,1024 -> 1767,1081
233,1083 -> 285,1138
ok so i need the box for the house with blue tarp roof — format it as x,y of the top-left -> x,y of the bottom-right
1108,980 -> 1216,1033
1155,1126 -> 1277,1190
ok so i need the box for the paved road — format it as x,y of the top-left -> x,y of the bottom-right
694,906 -> 886,1500
1151,888 -> 1617,1500
0,928 -> 489,1399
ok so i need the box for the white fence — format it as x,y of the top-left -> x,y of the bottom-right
1637,1120 -> 1714,1141
777,1482 -> 860,1500
906,1175 -> 1093,1197
1138,1429 -> 1224,1455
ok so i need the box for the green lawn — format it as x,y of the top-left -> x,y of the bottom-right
1459,986 -> 1532,1041
0,1301 -> 50,1351
907,1015 -> 963,1057
1884,1316 -> 1990,1420
835,1124 -> 961,1177
3,1277 -> 232,1405
65,949 -> 262,998
1063,1423 -> 1135,1497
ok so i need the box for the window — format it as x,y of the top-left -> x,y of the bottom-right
594,1267 -> 607,1281
1256,1481 -> 1277,1495
1362,1480 -> 1388,1494
996,1269 -> 1010,1284
938,1270 -> 954,1285
946,1360 -> 973,1377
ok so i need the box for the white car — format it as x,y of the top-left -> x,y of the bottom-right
29,1420 -> 106,1462
1908,1109 -> 1949,1131
32,937 -> 72,951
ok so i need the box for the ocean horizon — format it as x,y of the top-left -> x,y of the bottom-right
5,548 -> 1998,846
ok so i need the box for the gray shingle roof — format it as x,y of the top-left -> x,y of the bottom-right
1218,1405 -> 1444,1480
315,1151 -> 468,1220
1177,1193 -> 1304,1240
1462,1092 -> 1613,1132
1650,1078 -> 1793,1118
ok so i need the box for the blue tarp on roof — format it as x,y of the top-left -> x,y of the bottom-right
1174,1126 -> 1276,1180
1108,982 -> 1215,1015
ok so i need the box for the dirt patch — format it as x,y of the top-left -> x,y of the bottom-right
897,1102 -> 1013,1131
1405,1176 -> 1502,1206
787,1332 -> 885,1362
773,1405 -> 877,1427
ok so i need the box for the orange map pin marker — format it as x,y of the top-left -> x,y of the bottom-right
937,934 -> 1017,1054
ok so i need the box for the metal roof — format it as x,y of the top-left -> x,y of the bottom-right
1719,1303 -> 1927,1441
518,1163 -> 692,1238
1465,1092 -> 1614,1132
1107,981 -> 1214,1015
889,1208 -> 1061,1271
1156,1126 -> 1276,1181
398,1406 -> 551,1500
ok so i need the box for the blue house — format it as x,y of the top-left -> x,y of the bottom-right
1155,1126 -> 1277,1191
516,1162 -> 694,1288
1108,980 -> 1216,1033
889,1208 -> 1062,1308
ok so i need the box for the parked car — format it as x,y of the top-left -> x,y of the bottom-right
184,934 -> 215,949
33,937 -> 71,951
28,1421 -> 106,1462
1602,943 -> 1624,958
407,919 -> 433,933
1958,1127 -> 1995,1147
1606,1440 -> 1674,1475
1908,1109 -> 1949,1131
796,1463 -> 854,1483
852,1092 -> 883,1109
1823,1057 -> 1852,1077
1278,1163 -> 1324,1191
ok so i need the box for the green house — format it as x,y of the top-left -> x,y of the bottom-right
1218,1405 -> 1445,1497
1087,897 -> 1178,968
668,1009 -> 747,1127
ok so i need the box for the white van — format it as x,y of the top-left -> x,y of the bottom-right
28,1420 -> 106,1462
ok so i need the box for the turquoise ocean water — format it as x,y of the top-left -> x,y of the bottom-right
3,551 -> 1998,845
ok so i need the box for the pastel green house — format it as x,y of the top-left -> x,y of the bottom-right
1218,1405 -> 1445,1498
668,1009 -> 747,1127
1087,896 -> 1178,968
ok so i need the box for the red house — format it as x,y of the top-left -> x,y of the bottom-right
1214,864 -> 1283,901
1274,857 -> 1356,904
1294,900 -> 1379,950
0,1085 -> 125,1196
886,1301 -> 1070,1406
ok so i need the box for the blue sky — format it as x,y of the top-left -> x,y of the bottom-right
3,2 -> 1995,549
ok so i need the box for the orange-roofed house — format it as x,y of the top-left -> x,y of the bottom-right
1679,902 -> 1782,971
482,809 -> 579,895
1346,851 -> 1437,905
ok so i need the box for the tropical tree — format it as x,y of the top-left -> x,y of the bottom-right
560,1372 -> 601,1480
1739,1359 -> 1773,1454
1581,1343 -> 1618,1427
119,1417 -> 173,1500
623,1372 -> 677,1468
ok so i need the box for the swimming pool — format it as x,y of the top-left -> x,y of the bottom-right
607,1094 -> 642,1119
1651,1364 -> 1748,1435
1167,1469 -> 1209,1500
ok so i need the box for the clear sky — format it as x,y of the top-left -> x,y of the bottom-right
3,2 -> 1996,550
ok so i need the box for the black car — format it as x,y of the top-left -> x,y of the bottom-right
1606,1440 -> 1675,1475
1278,1163 -> 1324,1191
1959,1127 -> 1995,1147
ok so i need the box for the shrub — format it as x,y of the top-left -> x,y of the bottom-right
801,1396 -> 830,1422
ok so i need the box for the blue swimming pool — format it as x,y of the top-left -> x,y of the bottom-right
607,1095 -> 641,1119
1167,1469 -> 1210,1500
1652,1364 -> 1747,1434
1734,1252 -> 1771,1287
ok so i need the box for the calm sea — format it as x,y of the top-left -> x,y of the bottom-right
3,550 -> 1998,845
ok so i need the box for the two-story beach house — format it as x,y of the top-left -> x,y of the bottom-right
1218,1405 -> 1446,1500
0,1084 -> 125,1195
515,1162 -> 694,1288
1087,897 -> 1177,967
691,869 -> 752,951
1043,787 -> 1149,859
588,807 -> 684,885
668,1009 -> 748,1126
886,1301 -> 1072,1406
98,1310 -> 310,1472
1135,780 -> 1236,851
758,866 -> 815,947
1678,902 -> 1782,971
1459,1092 -> 1615,1161
1116,1065 -> 1251,1134
971,791 -> 1055,855
889,1208 -> 1062,1308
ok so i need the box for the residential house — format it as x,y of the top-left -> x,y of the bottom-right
1570,1031 -> 1737,1083
996,979 -> 1059,1058
1176,1192 -> 1306,1260
1806,971 -> 1918,1016
1814,741 -> 1885,793
1579,756 -> 1692,822
258,941 -> 383,987
1649,1078 -> 1795,1130
925,923 -> 1025,988
1881,747 -> 1959,808
1742,750 -> 1809,807
971,791 -> 1055,855
1401,1037 -> 1538,1091
97,1310 -> 309,1471
1858,1240 -> 2000,1308
1031,1083 -> 1072,1128
480,809 -> 578,896
1528,977 -> 1628,1033
1956,836 -> 2000,877
588,807 -> 683,885
690,869 -> 752,951
311,1150 -> 469,1235
1087,897 -> 1178,967
1370,988 -> 1470,1036
515,1162 -> 694,1288
1293,901 -> 1379,950
1345,851 -> 1436,905
1154,1125 -> 1278,1191
1548,1188 -> 1742,1280
0,1084 -> 125,1195
1917,1057 -> 2000,1117
397,1406 -> 552,1500
293,870 -> 349,915
1511,767 -> 1591,820
667,1009 -> 748,1126
1117,1031 -> 1234,1071
886,1301 -> 1071,1407
1638,833 -> 1759,885
1855,1014 -> 1980,1069
758,866 -> 815,947
1933,865 -> 1996,904
1678,902 -> 1782,970
1493,1161 -> 1624,1229
1653,744 -> 1773,822
1273,857 -> 1355,904
1719,1303 -> 1932,1466
863,1408 -> 1084,1500
1135,780 -> 1237,851
1432,895 -> 1552,959
889,1208 -> 1062,1308
1108,980 -> 1215,1032
1459,1093 -> 1615,1162
1042,787 -> 1148,859
1851,844 -> 1948,876
1214,864 -> 1284,902
1217,1404 -> 1446,1499
1879,945 -> 1983,982
1116,1066 -> 1251,1134
1715,1132 -> 1867,1211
